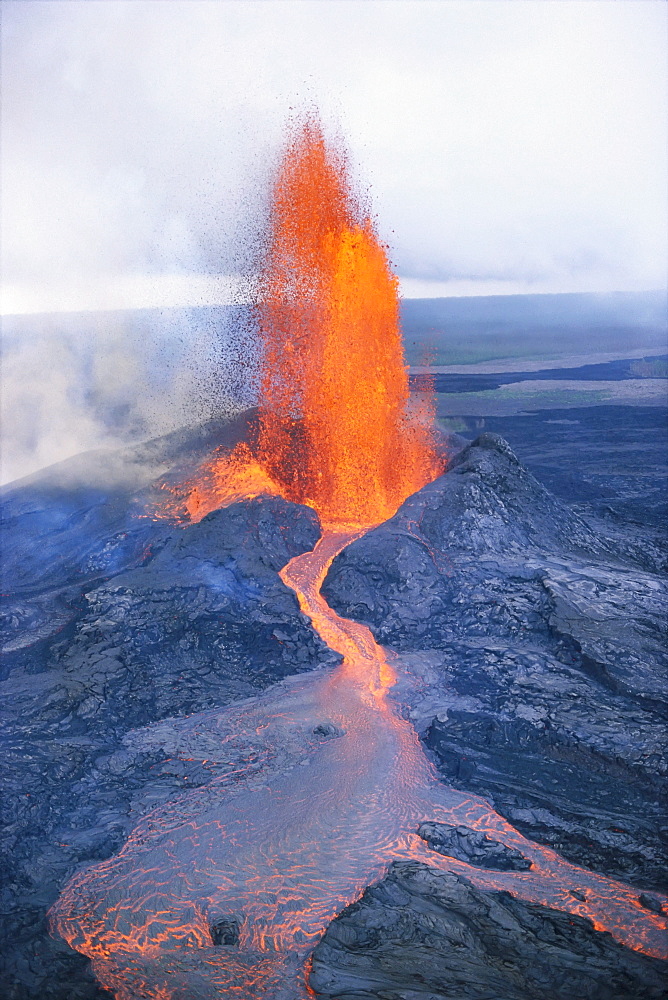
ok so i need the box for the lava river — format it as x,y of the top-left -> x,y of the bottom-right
49,529 -> 668,999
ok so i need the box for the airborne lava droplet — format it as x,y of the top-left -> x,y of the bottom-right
180,114 -> 442,528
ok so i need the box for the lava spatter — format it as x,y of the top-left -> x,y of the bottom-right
171,115 -> 441,530
256,118 -> 440,528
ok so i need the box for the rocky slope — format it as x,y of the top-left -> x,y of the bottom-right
0,460 -> 335,998
322,434 -> 668,895
311,861 -> 667,1000
1,428 -> 666,999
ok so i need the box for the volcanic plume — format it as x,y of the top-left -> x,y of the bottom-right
186,116 -> 441,528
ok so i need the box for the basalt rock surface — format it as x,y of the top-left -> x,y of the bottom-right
310,861 -> 667,1000
416,821 -> 533,871
2,427 -> 667,1000
0,470 -> 336,998
322,434 -> 668,893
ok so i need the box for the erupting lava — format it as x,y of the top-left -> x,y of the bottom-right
182,116 -> 440,528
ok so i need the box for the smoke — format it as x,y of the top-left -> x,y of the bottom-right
0,306 -> 258,485
1,1 -> 666,484
2,1 -> 666,294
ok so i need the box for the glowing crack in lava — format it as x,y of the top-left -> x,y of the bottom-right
184,116 -> 440,528
49,534 -> 667,999
49,119 -> 667,996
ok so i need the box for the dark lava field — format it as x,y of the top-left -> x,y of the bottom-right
1,398 -> 667,999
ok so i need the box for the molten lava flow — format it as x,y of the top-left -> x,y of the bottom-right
49,533 -> 668,1000
255,118 -> 439,527
174,116 -> 440,529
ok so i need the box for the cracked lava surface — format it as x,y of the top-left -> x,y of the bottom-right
48,529 -> 668,999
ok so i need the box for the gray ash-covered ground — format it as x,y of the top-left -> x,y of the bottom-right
1,406 -> 667,999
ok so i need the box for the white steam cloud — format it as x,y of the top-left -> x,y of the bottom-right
1,307 -> 257,484
1,0 -> 666,483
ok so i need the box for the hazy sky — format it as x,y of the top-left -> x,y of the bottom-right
2,0 -> 667,311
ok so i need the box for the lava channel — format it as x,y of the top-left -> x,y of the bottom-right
48,530 -> 668,999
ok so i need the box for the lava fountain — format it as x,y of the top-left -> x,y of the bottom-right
184,115 -> 440,528
48,118 -> 667,999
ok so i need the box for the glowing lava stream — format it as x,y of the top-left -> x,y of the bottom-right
50,530 -> 667,999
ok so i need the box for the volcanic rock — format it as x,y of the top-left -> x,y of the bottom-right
417,821 -> 532,871
210,918 -> 240,946
309,861 -> 667,1000
639,894 -> 667,917
322,434 -> 668,890
0,476 -> 334,999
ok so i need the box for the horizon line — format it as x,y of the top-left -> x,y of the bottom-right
1,273 -> 665,318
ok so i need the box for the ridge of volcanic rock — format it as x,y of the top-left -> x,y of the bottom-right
310,862 -> 667,1000
417,821 -> 533,871
106,496 -> 321,595
0,410 -> 255,596
398,431 -> 612,559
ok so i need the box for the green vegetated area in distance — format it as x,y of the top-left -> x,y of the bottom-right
400,290 -> 668,367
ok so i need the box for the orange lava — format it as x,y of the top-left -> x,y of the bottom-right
48,533 -> 668,1000
255,116 -> 439,528
177,115 -> 440,529
184,443 -> 282,523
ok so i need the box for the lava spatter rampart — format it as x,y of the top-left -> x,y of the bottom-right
49,533 -> 667,998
